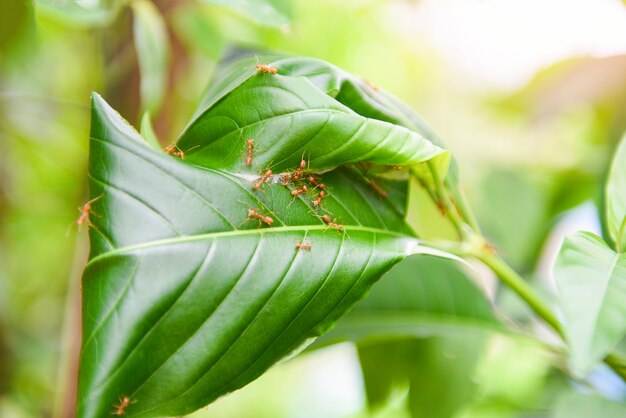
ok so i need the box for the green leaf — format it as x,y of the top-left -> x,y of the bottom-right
77,51 -> 449,418
202,0 -> 290,29
139,112 -> 161,150
318,256 -> 500,346
475,169 -> 552,271
554,231 -> 626,375
606,133 -> 626,252
552,393 -> 626,418
406,333 -> 485,418
357,334 -> 485,418
319,256 -> 497,416
131,0 -> 170,114
179,55 -> 448,176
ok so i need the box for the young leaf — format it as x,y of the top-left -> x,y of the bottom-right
606,133 -> 626,252
76,69 -> 447,418
139,112 -> 161,150
131,0 -> 170,114
554,231 -> 626,375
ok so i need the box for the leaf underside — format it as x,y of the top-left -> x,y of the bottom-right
77,54 -> 449,417
320,255 -> 497,418
554,231 -> 626,375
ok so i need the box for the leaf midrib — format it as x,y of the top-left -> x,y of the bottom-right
86,225 -> 414,268
184,107 -> 437,166
135,231 -> 374,417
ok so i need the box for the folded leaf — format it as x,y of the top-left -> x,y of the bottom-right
178,60 -> 447,174
77,63 -> 447,417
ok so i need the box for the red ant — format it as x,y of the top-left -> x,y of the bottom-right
356,161 -> 374,173
386,165 -> 403,171
255,55 -> 278,74
362,78 -> 379,92
291,157 -> 308,181
291,185 -> 308,196
322,214 -> 344,231
295,242 -> 312,251
165,144 -> 185,159
244,139 -> 255,166
247,208 -> 274,227
241,128 -> 265,168
253,169 -> 273,190
312,190 -> 326,207
307,175 -> 325,190
483,241 -> 497,254
280,173 -> 292,186
77,195 -> 103,228
287,184 -> 309,207
256,58 -> 278,74
369,179 -> 388,198
112,396 -> 135,416
436,200 -> 446,215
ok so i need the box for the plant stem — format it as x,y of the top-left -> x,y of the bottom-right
411,165 -> 626,380
447,181 -> 481,234
473,250 -> 564,338
425,161 -> 469,241
472,247 -> 626,381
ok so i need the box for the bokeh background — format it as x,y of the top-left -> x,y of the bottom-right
2,0 -> 626,417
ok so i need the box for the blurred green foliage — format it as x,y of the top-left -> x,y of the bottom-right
1,0 -> 626,417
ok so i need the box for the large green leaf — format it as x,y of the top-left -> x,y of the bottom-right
318,255 -> 499,346
554,231 -> 626,375
606,133 -> 626,252
318,256 -> 498,418
406,333 -> 485,418
357,334 -> 485,418
77,53 -> 450,417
